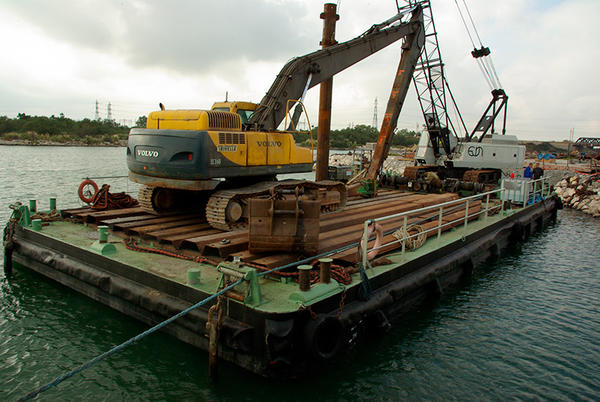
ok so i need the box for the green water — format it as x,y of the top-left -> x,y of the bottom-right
1,146 -> 599,400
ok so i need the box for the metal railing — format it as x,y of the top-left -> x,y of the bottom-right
360,177 -> 551,268
525,177 -> 551,205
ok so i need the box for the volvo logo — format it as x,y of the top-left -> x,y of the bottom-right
257,140 -> 282,147
137,149 -> 159,158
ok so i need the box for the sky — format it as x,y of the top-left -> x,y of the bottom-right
0,0 -> 597,142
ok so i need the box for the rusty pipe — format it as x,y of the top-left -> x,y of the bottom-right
315,3 -> 339,182
319,258 -> 332,284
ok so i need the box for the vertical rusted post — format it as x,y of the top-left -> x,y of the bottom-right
315,3 -> 339,181
298,265 -> 312,291
319,258 -> 332,284
207,297 -> 223,380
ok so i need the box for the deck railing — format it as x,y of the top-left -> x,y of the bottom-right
360,177 -> 550,268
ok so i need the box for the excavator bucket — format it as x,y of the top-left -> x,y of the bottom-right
248,197 -> 320,254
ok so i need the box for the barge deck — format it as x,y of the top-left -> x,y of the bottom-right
4,183 -> 560,378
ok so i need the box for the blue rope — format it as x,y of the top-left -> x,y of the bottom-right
357,262 -> 373,301
20,227 -> 371,399
19,279 -> 243,401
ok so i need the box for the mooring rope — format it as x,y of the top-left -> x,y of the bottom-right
18,278 -> 243,401
19,205 -> 451,399
19,234 -> 366,399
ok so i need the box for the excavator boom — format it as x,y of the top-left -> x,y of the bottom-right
366,6 -> 424,180
248,7 -> 424,132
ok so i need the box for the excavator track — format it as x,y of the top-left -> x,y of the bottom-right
403,165 -> 439,180
206,181 -> 277,231
462,169 -> 501,184
206,180 -> 347,231
138,185 -> 206,215
138,185 -> 161,213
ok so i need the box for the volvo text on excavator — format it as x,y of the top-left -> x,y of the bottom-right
127,5 -> 426,230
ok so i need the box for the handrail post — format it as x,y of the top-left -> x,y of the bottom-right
464,199 -> 469,231
437,206 -> 443,239
401,215 -> 407,255
501,181 -> 505,215
485,193 -> 490,220
361,220 -> 369,268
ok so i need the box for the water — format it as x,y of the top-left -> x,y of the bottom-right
1,146 -> 599,400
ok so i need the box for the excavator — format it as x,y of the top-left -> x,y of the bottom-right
127,5 -> 425,230
127,0 -> 522,231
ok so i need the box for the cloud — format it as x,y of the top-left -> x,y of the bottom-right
0,0 -> 598,141
3,0 -> 316,74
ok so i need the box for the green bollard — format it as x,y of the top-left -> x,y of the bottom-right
29,200 -> 37,213
90,225 -> 116,255
98,226 -> 109,243
187,268 -> 201,287
21,206 -> 31,226
32,219 -> 42,231
245,268 -> 262,306
49,197 -> 56,211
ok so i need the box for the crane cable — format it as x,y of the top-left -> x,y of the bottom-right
461,0 -> 503,88
453,0 -> 502,90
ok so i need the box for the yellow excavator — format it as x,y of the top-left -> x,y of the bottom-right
127,6 -> 425,230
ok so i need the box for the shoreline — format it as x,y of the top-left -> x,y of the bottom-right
0,140 -> 126,147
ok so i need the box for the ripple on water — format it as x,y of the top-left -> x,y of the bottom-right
1,147 -> 600,400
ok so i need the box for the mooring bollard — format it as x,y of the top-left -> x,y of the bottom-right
32,219 -> 42,231
298,265 -> 312,291
49,197 -> 56,211
319,258 -> 332,284
98,226 -> 109,243
29,200 -> 37,213
22,206 -> 31,227
187,268 -> 201,286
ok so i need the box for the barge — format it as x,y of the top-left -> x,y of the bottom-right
3,179 -> 560,378
1,1 -> 562,385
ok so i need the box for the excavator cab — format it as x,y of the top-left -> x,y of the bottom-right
211,101 -> 257,125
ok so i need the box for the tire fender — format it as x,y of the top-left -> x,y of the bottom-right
303,315 -> 344,361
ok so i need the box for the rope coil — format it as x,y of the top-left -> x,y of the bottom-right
392,224 -> 427,250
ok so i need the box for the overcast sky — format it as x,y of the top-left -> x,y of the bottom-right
0,0 -> 597,141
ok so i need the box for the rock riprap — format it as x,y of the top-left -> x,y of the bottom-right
554,175 -> 600,217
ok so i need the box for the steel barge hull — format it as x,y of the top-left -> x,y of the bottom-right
4,190 -> 560,378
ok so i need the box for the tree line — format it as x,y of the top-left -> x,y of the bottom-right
294,124 -> 420,148
0,114 -> 420,148
0,113 -> 138,145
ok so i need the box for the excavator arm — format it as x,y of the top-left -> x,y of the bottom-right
366,7 -> 424,180
248,6 -> 425,132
